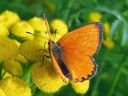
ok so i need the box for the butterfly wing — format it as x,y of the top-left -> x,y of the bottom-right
62,52 -> 97,82
57,22 -> 103,82
57,22 -> 103,55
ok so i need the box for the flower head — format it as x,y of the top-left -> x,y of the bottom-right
0,77 -> 31,96
51,34 -> 62,42
20,40 -> 47,62
0,37 -> 19,62
104,22 -> 110,37
89,12 -> 102,22
0,23 -> 9,36
103,37 -> 114,49
50,19 -> 68,36
2,69 -> 12,78
0,10 -> 20,28
15,54 -> 28,64
29,17 -> 47,32
29,17 -> 49,42
12,39 -> 21,47
70,80 -> 90,94
31,60 -> 66,93
10,21 -> 34,40
0,88 -> 6,96
103,22 -> 115,49
33,31 -> 49,45
3,60 -> 23,77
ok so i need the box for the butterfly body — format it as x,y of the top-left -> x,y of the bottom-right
49,40 -> 63,58
47,22 -> 103,82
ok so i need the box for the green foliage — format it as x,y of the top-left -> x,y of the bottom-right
0,0 -> 128,96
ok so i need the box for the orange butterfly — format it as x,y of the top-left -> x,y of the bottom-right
45,18 -> 103,82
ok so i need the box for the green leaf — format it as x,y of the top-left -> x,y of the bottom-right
122,23 -> 128,46
110,19 -> 121,39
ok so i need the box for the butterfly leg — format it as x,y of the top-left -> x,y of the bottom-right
39,54 -> 50,67
35,42 -> 49,57
41,55 -> 50,66
35,49 -> 48,54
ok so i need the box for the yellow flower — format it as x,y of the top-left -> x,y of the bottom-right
0,23 -> 9,36
33,31 -> 49,45
51,34 -> 62,42
20,40 -> 48,62
10,40 -> 28,64
50,19 -> 68,36
71,80 -> 90,94
31,60 -> 66,93
0,10 -> 20,28
89,12 -> 102,22
28,17 -> 47,32
104,22 -> 110,37
0,88 -> 6,96
15,54 -> 28,64
0,77 -> 31,96
29,17 -> 49,43
12,39 -> 21,47
10,21 -> 34,40
2,69 -> 12,78
102,22 -> 115,49
3,60 -> 23,77
103,37 -> 114,49
0,37 -> 19,62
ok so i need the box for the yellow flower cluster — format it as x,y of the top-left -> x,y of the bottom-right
0,10 -> 30,96
0,10 -> 90,95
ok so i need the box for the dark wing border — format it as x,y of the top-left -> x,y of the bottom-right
93,22 -> 103,55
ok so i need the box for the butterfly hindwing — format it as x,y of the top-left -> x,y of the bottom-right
62,52 -> 97,82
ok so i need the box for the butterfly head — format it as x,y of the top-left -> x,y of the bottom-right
48,40 -> 58,51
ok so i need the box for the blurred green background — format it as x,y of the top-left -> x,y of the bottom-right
0,0 -> 128,96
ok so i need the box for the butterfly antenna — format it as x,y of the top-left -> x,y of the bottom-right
44,14 -> 51,40
26,32 -> 48,40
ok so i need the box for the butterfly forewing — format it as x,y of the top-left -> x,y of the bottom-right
57,22 -> 103,56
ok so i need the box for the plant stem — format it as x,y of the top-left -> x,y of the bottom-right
21,63 -> 33,85
0,62 -> 3,80
107,50 -> 128,96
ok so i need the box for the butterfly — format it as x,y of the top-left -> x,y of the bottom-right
45,18 -> 103,83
